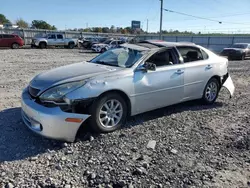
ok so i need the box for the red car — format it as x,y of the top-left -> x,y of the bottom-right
0,34 -> 24,49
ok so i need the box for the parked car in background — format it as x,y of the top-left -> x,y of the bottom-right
91,39 -> 125,53
21,40 -> 235,142
220,43 -> 250,60
0,34 -> 24,49
79,37 -> 109,49
31,33 -> 78,49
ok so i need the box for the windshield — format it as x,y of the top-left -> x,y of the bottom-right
90,47 -> 145,68
231,44 -> 248,49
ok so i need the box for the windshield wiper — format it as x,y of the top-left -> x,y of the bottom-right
94,61 -> 120,67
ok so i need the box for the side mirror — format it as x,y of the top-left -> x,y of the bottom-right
145,62 -> 156,71
136,62 -> 156,72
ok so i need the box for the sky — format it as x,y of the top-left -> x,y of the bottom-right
1,0 -> 250,34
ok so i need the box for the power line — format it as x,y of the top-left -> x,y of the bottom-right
164,8 -> 222,24
163,8 -> 250,26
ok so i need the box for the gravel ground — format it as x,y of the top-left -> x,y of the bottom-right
0,49 -> 250,188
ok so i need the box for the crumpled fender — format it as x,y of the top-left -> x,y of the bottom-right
222,73 -> 235,98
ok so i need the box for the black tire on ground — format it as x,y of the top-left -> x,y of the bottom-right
11,43 -> 19,49
201,78 -> 220,105
68,42 -> 75,49
241,54 -> 246,60
101,48 -> 106,53
39,42 -> 47,49
88,93 -> 128,133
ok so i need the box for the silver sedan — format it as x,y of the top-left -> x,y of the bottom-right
21,40 -> 235,142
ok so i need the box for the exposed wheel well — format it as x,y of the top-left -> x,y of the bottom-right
98,90 -> 131,116
211,75 -> 222,88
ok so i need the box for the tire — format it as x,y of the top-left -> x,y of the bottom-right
88,93 -> 128,133
202,78 -> 220,105
68,42 -> 75,49
11,43 -> 19,49
101,48 -> 106,53
39,42 -> 47,49
241,54 -> 245,60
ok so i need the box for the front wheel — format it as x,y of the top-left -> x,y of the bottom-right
88,93 -> 128,133
241,54 -> 245,60
202,78 -> 220,104
101,48 -> 107,53
68,42 -> 75,49
11,43 -> 19,49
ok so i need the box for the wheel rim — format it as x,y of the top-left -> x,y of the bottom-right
13,44 -> 19,49
99,99 -> 123,128
205,82 -> 218,102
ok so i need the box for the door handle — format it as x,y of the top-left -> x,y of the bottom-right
206,65 -> 213,69
175,69 -> 184,74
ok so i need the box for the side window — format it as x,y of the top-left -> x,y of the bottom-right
2,34 -> 12,39
48,34 -> 56,39
57,34 -> 63,39
177,47 -> 204,63
118,41 -> 125,44
0,35 -> 2,38
111,41 -> 116,45
201,49 -> 209,60
248,45 -> 250,49
147,49 -> 176,67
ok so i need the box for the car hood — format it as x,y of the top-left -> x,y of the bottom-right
30,62 -> 121,92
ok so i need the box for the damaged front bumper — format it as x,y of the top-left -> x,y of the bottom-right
21,87 -> 90,142
222,73 -> 235,98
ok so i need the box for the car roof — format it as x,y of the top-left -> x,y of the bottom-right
140,40 -> 197,47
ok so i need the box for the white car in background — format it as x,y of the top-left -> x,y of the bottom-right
91,39 -> 125,53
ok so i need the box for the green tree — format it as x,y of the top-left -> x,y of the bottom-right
16,18 -> 29,28
31,20 -> 57,30
102,27 -> 110,33
0,14 -> 10,24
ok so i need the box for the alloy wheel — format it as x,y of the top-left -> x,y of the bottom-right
205,81 -> 218,102
98,99 -> 123,128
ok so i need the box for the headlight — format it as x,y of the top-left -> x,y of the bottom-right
40,81 -> 86,101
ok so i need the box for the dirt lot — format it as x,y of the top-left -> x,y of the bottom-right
0,49 -> 250,188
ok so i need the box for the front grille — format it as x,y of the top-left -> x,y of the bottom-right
29,86 -> 40,97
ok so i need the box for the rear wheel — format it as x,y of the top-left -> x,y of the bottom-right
88,93 -> 128,133
11,43 -> 19,49
202,78 -> 220,104
39,42 -> 47,49
68,42 -> 75,49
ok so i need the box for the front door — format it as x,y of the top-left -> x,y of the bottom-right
133,48 -> 184,114
47,34 -> 57,45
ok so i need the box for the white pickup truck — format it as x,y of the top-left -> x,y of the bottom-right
31,33 -> 78,49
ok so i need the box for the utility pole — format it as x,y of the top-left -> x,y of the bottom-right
159,0 -> 163,40
146,19 -> 149,33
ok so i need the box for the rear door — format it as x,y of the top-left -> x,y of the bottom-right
176,46 -> 214,101
56,34 -> 64,46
